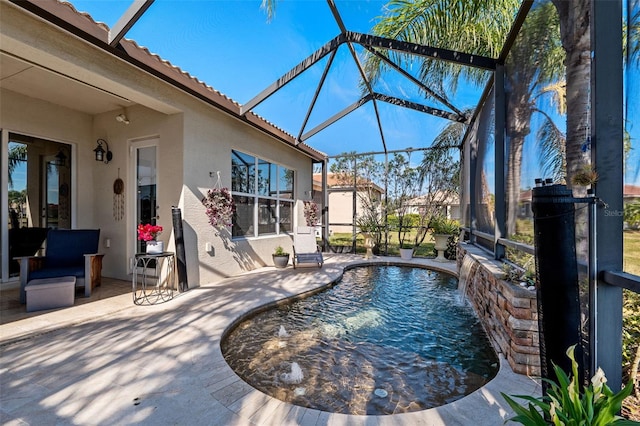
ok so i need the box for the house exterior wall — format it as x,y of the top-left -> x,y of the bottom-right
1,2 -> 318,286
180,105 -> 314,285
328,191 -> 356,234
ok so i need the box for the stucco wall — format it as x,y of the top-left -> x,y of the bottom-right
1,2 -> 319,286
181,104 -> 314,285
91,106 -> 184,280
1,89 -> 95,229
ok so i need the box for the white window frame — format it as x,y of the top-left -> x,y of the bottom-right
231,150 -> 294,239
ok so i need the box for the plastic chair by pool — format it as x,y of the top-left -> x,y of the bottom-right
293,226 -> 323,269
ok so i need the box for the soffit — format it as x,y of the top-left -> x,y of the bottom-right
0,53 -> 133,115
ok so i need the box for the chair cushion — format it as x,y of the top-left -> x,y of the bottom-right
43,229 -> 100,268
30,266 -> 85,281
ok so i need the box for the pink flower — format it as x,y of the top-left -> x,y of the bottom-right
202,188 -> 235,228
137,224 -> 163,241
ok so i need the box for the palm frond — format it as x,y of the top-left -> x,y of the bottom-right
535,109 -> 566,182
365,0 -> 520,101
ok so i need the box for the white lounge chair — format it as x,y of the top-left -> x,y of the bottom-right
293,226 -> 323,269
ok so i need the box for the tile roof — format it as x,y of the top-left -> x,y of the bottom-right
17,0 -> 326,161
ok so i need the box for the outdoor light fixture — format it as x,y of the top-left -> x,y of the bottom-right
55,149 -> 67,167
94,139 -> 113,164
115,113 -> 130,124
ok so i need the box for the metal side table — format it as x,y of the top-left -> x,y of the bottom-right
132,252 -> 176,305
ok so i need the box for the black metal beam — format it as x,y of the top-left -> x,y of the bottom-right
372,93 -> 466,122
363,46 -> 465,117
301,94 -> 373,141
301,91 -> 466,142
297,50 -> 337,144
240,33 -> 346,115
327,0 -> 387,153
602,271 -> 640,293
109,0 -> 155,47
494,64 -> 506,260
591,0 -> 624,392
346,31 -> 496,71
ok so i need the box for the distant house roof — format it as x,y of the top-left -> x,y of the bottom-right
625,184 -> 640,197
313,173 -> 383,193
407,192 -> 459,206
14,0 -> 325,161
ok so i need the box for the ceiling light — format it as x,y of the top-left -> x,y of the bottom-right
116,113 -> 130,124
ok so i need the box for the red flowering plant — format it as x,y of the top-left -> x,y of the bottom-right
137,224 -> 163,241
202,187 -> 235,228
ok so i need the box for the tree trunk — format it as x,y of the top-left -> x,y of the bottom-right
553,0 -> 591,192
506,135 -> 525,236
505,77 -> 533,236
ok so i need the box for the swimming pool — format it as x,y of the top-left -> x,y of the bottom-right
221,265 -> 498,415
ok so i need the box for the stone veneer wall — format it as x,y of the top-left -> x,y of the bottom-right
457,243 -> 541,376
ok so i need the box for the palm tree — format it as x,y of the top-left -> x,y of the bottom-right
550,0 -> 590,191
504,2 -> 565,234
364,0 -> 519,96
366,0 -> 565,236
8,143 -> 27,189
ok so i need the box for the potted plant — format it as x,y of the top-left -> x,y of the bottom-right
272,246 -> 290,268
429,216 -> 459,262
356,204 -> 382,259
303,201 -> 319,227
137,223 -> 164,254
202,187 -> 235,228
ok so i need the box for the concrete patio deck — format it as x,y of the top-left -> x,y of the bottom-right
0,254 -> 540,425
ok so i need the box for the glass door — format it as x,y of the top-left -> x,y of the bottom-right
4,134 -> 71,281
133,142 -> 158,255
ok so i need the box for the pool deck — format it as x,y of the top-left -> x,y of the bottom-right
0,254 -> 541,425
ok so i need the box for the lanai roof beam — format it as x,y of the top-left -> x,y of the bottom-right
347,32 -> 496,71
109,0 -> 154,47
240,33 -> 346,115
327,0 -> 387,153
300,92 -> 458,141
362,45 -> 466,118
296,49 -> 338,144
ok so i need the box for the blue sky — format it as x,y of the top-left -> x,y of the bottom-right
26,0 -> 638,189
69,0 -> 485,159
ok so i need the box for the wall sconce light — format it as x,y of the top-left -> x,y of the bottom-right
115,113 -> 130,124
55,149 -> 67,167
94,139 -> 113,164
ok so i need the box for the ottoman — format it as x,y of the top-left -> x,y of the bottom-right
25,276 -> 76,312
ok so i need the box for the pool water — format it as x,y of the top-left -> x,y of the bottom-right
221,265 -> 498,415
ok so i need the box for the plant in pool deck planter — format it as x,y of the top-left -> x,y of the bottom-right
571,164 -> 599,187
272,246 -> 290,269
502,345 -> 637,426
429,216 -> 460,260
202,187 -> 235,228
303,201 -> 319,227
137,223 -> 163,242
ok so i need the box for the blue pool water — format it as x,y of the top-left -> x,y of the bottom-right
221,265 -> 498,415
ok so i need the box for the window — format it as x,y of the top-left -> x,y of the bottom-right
231,150 -> 294,237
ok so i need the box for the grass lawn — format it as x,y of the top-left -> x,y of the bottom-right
327,232 -> 436,257
624,230 -> 640,275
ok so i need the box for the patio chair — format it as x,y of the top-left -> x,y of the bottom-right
292,226 -> 323,269
17,229 -> 104,303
